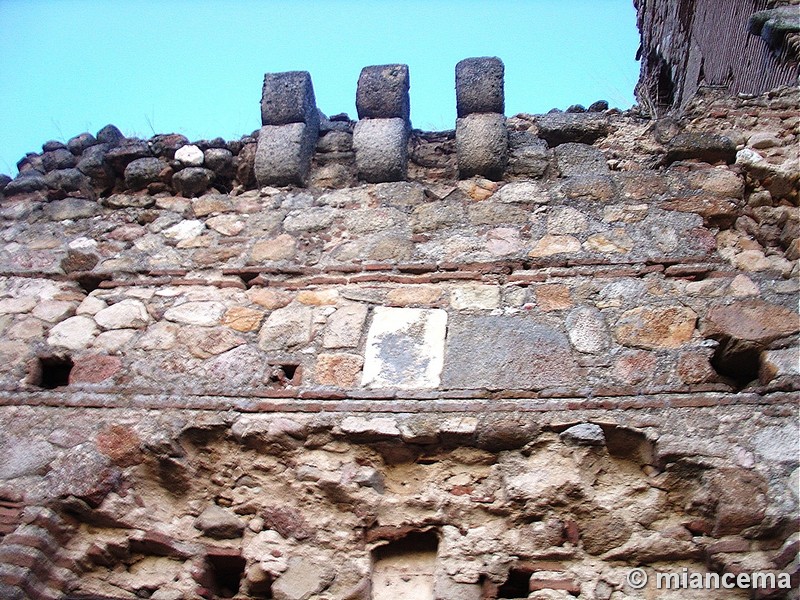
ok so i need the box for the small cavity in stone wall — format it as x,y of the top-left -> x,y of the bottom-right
372,529 -> 439,600
30,355 -> 73,389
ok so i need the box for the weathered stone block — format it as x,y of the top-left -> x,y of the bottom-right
704,299 -> 799,343
441,315 -> 578,390
254,123 -> 317,187
124,157 -> 167,191
760,348 -> 800,383
356,64 -> 410,121
353,118 -> 409,183
456,113 -> 508,180
194,504 -> 244,539
46,315 -> 98,350
554,143 -> 608,176
258,303 -> 313,350
323,303 -> 368,348
561,423 -> 606,446
94,299 -> 151,330
615,305 -> 697,349
455,56 -> 504,117
315,353 -> 364,386
535,112 -> 611,146
164,301 -> 226,326
362,307 -> 447,389
565,306 -> 610,353
172,167 -> 214,197
272,556 -> 333,600
508,132 -> 550,177
666,132 -> 736,165
261,71 -> 319,128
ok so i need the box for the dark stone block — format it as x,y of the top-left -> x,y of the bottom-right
172,167 -> 214,197
554,143 -> 609,176
356,64 -> 410,121
455,56 -> 504,117
41,148 -> 77,172
66,132 -> 98,155
508,132 -> 550,177
666,132 -> 737,165
76,143 -> 113,180
203,148 -> 234,177
588,100 -> 609,112
42,140 -> 66,152
261,71 -> 319,128
125,157 -> 168,191
43,168 -> 90,193
535,113 -> 612,146
16,153 -> 44,175
441,315 -> 578,390
105,141 -> 152,174
96,124 -> 125,145
3,173 -> 47,196
149,133 -> 189,159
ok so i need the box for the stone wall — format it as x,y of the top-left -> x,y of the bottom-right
0,59 -> 797,600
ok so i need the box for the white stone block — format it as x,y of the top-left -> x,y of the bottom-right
361,307 -> 447,389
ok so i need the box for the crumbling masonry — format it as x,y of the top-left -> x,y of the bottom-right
0,6 -> 798,600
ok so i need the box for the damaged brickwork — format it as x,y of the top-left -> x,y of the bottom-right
0,46 -> 798,600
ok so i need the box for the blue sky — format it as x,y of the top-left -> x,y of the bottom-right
0,0 -> 640,175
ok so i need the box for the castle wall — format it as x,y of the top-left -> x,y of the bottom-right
0,61 -> 797,600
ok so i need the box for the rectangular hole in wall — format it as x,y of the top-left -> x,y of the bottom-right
267,363 -> 301,388
372,530 -> 438,600
33,356 -> 74,389
206,551 -> 248,599
497,567 -> 532,599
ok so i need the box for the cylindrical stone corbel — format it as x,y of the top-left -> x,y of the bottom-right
353,64 -> 410,183
455,57 -> 508,180
255,71 -> 320,187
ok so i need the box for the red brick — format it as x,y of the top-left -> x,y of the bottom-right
707,537 -> 750,554
0,545 -> 43,570
530,577 -> 581,594
2,531 -> 58,555
395,262 -> 437,273
322,264 -> 362,273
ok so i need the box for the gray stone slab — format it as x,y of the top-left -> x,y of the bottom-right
508,131 -> 550,177
356,64 -> 410,121
353,118 -> 409,183
455,56 -> 504,117
261,71 -> 319,129
441,314 -> 578,390
554,142 -> 609,176
455,113 -> 508,180
254,123 -> 317,187
361,307 -> 447,389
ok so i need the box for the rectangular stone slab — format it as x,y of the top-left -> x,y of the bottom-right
356,64 -> 410,121
261,71 -> 319,128
455,56 -> 505,117
361,307 -> 447,389
441,314 -> 578,390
